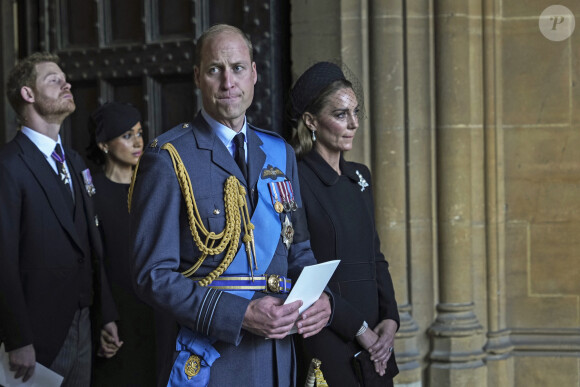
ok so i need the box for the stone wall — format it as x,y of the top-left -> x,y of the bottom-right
291,0 -> 580,385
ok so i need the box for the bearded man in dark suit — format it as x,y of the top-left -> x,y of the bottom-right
0,52 -> 120,386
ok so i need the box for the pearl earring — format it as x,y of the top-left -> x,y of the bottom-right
104,149 -> 108,154
311,130 -> 316,142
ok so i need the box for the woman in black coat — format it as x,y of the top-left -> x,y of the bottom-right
290,62 -> 400,386
87,102 -> 156,386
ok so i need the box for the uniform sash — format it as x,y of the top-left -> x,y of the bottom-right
219,130 -> 287,299
168,131 -> 288,386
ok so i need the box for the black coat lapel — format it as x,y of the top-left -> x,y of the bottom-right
67,150 -> 103,257
15,132 -> 84,252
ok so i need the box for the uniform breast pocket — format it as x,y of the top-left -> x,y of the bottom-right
207,215 -> 226,234
193,197 -> 225,232
191,197 -> 230,263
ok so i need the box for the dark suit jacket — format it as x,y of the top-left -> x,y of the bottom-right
130,113 -> 321,386
0,131 -> 118,366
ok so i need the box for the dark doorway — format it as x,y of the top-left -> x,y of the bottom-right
6,0 -> 290,164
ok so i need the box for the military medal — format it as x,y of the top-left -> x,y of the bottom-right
51,150 -> 71,186
277,181 -> 292,212
281,215 -> 294,249
82,169 -> 96,196
60,168 -> 71,186
184,354 -> 201,379
356,170 -> 369,192
268,182 -> 284,213
284,181 -> 298,212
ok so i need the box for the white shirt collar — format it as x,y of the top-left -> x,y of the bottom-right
20,126 -> 64,159
201,109 -> 247,152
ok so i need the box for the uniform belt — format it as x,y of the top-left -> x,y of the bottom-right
192,275 -> 292,294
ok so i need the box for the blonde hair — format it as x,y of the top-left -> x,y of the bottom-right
292,119 -> 315,158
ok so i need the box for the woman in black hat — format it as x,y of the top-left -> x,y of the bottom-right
290,63 -> 400,387
87,102 -> 156,386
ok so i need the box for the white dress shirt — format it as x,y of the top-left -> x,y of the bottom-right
21,126 -> 74,195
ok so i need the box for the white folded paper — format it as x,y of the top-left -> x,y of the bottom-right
284,260 -> 340,334
0,343 -> 63,387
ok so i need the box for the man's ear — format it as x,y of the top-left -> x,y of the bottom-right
193,66 -> 200,88
252,62 -> 257,85
20,86 -> 35,103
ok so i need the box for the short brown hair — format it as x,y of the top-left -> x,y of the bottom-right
194,24 -> 253,67
6,52 -> 60,121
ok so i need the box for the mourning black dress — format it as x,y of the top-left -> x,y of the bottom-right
297,151 -> 400,386
91,173 -> 156,387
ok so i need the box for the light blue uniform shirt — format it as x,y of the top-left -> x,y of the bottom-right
201,109 -> 248,162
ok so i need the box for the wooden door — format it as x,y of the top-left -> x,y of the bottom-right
10,0 -> 290,163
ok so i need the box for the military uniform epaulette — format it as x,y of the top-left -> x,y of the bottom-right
248,125 -> 285,141
147,122 -> 193,151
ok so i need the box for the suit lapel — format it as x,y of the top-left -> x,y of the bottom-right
192,113 -> 248,186
15,132 -> 84,252
67,151 -> 102,256
246,128 -> 266,190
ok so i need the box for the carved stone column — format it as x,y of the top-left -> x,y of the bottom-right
369,0 -> 421,384
429,0 -> 487,385
405,0 -> 437,385
481,0 -> 514,385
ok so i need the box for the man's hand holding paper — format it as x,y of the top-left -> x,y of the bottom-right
284,260 -> 340,337
242,297 -> 303,339
296,292 -> 332,338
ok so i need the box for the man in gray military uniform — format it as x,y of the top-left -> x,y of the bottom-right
129,24 -> 332,386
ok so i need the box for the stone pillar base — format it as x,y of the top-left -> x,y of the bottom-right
429,303 -> 487,387
394,305 -> 421,384
429,362 -> 487,387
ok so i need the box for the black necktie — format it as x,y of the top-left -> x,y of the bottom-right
233,133 -> 248,181
51,144 -> 71,188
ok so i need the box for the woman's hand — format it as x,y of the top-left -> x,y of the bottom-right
355,325 -> 379,351
355,326 -> 388,375
98,321 -> 124,358
368,319 -> 398,376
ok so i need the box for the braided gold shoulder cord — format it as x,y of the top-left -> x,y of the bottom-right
128,143 -> 257,286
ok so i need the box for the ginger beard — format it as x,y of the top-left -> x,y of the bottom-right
33,89 -> 76,121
